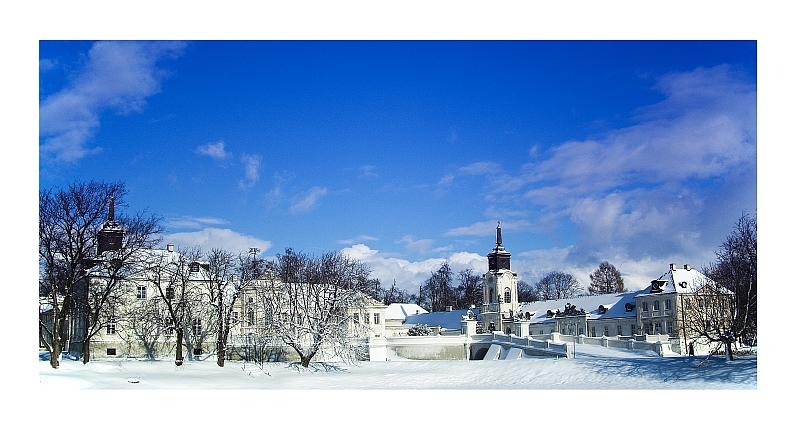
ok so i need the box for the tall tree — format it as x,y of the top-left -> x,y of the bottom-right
260,249 -> 373,367
534,271 -> 584,300
517,280 -> 537,303
691,212 -> 757,360
39,181 -> 126,369
456,269 -> 482,309
143,246 -> 204,366
588,262 -> 625,294
420,262 -> 455,312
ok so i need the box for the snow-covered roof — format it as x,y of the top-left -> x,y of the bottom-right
404,308 -> 478,330
637,264 -> 715,296
385,303 -> 429,321
518,289 -> 647,324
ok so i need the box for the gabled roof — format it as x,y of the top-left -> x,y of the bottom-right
638,264 -> 716,296
385,303 -> 429,321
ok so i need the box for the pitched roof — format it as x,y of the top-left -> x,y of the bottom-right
384,303 -> 429,321
637,264 -> 715,296
518,289 -> 646,324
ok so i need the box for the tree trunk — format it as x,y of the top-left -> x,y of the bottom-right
725,339 -> 734,361
175,328 -> 184,366
50,339 -> 61,369
216,333 -> 226,367
82,339 -> 91,364
301,355 -> 311,367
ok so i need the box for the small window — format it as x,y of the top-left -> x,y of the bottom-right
591,327 -> 596,337
192,318 -> 202,336
136,285 -> 147,300
166,286 -> 174,300
617,325 -> 623,336
190,262 -> 200,272
373,313 -> 380,325
165,317 -> 174,335
655,322 -> 663,334
504,288 -> 511,303
106,348 -> 117,356
231,311 -> 239,323
353,313 -> 359,324
193,348 -> 202,355
603,326 -> 609,337
665,299 -> 672,310
642,301 -> 648,312
653,301 -> 660,311
106,322 -> 116,335
667,321 -> 674,334
247,309 -> 254,326
631,324 -> 636,335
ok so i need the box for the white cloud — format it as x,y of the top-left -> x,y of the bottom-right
239,153 -> 262,189
39,41 -> 186,163
339,244 -> 487,293
164,228 -> 271,256
445,219 -> 531,237
290,187 -> 328,214
164,216 -> 229,229
336,235 -> 379,245
196,141 -> 229,159
399,235 -> 435,253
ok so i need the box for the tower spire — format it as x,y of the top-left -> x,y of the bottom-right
108,195 -> 115,222
496,221 -> 502,246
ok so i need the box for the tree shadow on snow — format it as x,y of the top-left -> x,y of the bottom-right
576,353 -> 757,387
285,362 -> 349,373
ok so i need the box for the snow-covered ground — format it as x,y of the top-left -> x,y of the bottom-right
39,343 -> 756,390
32,344 -> 763,422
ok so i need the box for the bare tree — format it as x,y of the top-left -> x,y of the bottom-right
421,262 -> 455,312
39,181 -> 125,369
260,249 -> 372,367
686,213 -> 757,361
142,246 -> 204,366
456,269 -> 482,308
76,211 -> 162,363
534,271 -> 584,300
588,262 -> 625,294
517,280 -> 537,303
202,248 -> 267,367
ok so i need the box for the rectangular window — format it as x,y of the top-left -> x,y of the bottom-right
617,325 -> 623,336
166,286 -> 174,300
667,321 -> 674,334
136,285 -> 147,300
591,327 -> 596,337
106,322 -> 116,334
232,311 -> 239,323
373,313 -> 380,325
193,348 -> 202,355
603,326 -> 609,337
363,314 -> 369,324
665,299 -> 672,310
653,301 -> 660,310
353,313 -> 359,324
655,322 -> 663,334
642,302 -> 648,311
106,348 -> 116,356
192,319 -> 202,336
631,324 -> 636,335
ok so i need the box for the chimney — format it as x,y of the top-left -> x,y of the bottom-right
684,264 -> 691,271
670,263 -> 676,271
446,306 -> 453,312
167,243 -> 174,252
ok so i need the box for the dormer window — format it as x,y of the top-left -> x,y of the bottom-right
598,305 -> 608,314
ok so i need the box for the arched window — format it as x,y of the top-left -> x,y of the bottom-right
642,301 -> 649,312
489,288 -> 494,303
504,288 -> 511,303
653,300 -> 660,311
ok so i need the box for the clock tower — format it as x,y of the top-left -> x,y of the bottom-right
480,222 -> 519,334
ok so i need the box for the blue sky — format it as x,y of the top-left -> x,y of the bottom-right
38,40 -> 756,293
